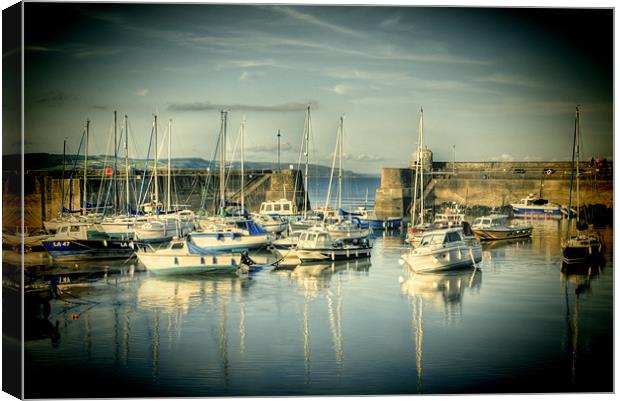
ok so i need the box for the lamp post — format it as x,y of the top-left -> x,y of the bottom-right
452,145 -> 456,174
277,129 -> 281,170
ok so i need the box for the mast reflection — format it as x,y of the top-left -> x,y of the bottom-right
290,259 -> 372,379
400,266 -> 483,392
561,258 -> 605,385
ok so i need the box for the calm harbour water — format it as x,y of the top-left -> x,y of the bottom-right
23,218 -> 613,397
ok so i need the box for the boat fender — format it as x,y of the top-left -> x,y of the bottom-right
588,246 -> 592,255
546,169 -> 553,175
331,252 -> 335,261
103,240 -> 108,247
174,257 -> 179,265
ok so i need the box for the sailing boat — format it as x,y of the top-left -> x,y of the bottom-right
561,106 -> 604,264
133,116 -> 196,243
288,105 -> 325,233
324,115 -> 371,242
406,108 -> 432,245
190,112 -> 271,252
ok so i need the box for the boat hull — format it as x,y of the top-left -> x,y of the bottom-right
364,218 -> 402,230
473,227 -> 532,241
562,243 -> 604,264
136,252 -> 242,275
401,245 -> 482,273
296,246 -> 372,263
511,206 -> 562,219
189,233 -> 270,252
42,239 -> 135,262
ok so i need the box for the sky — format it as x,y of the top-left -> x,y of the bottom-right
10,2 -> 615,174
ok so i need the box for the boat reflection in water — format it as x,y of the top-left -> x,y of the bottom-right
560,258 -> 606,386
288,259 -> 371,380
399,266 -> 483,392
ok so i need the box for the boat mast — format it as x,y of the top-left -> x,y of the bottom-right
61,138 -> 66,218
241,116 -> 246,215
338,115 -> 344,210
220,110 -> 228,217
411,108 -> 423,226
565,106 -> 579,241
303,106 -> 310,219
166,119 -> 172,212
419,107 -> 425,225
83,119 -> 89,215
575,107 -> 581,225
113,110 -> 119,215
124,115 -> 130,215
153,114 -> 159,211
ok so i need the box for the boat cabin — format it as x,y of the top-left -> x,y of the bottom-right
52,222 -> 102,240
472,214 -> 509,229
515,194 -> 549,206
298,228 -> 336,249
419,229 -> 463,247
259,199 -> 296,216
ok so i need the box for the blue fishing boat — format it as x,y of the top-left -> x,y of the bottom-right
41,222 -> 134,262
510,193 -> 563,219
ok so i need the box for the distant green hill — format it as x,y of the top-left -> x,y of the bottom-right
9,153 -> 370,177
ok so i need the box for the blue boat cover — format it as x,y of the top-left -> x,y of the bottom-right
187,239 -> 222,255
247,220 -> 268,235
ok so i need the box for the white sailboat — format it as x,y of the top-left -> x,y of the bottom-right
133,116 -> 196,242
406,107 -> 432,245
190,112 -> 271,251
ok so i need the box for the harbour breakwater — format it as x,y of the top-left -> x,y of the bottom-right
2,168 -> 309,229
374,161 -> 613,220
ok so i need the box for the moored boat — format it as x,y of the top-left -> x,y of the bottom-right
41,222 -> 134,262
561,106 -> 604,264
136,238 -> 252,275
400,228 -> 482,273
510,193 -> 562,219
471,214 -> 532,241
293,226 -> 372,263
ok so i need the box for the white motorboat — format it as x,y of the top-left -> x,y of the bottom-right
288,226 -> 372,263
400,228 -> 482,273
136,239 -> 252,275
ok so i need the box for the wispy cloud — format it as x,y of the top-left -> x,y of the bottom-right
168,100 -> 319,112
272,6 -> 365,38
33,90 -> 75,107
246,141 -> 293,153
477,73 -> 546,89
379,14 -> 414,32
135,88 -> 149,97
332,84 -> 352,95
489,153 -> 515,162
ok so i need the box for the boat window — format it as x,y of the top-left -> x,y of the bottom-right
70,226 -> 80,232
482,218 -> 491,225
421,233 -> 445,246
260,204 -> 266,212
171,242 -> 184,249
283,204 -> 290,211
266,204 -> 273,211
445,232 -> 462,243
317,234 -> 328,242
473,218 -> 482,225
274,204 -> 281,211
